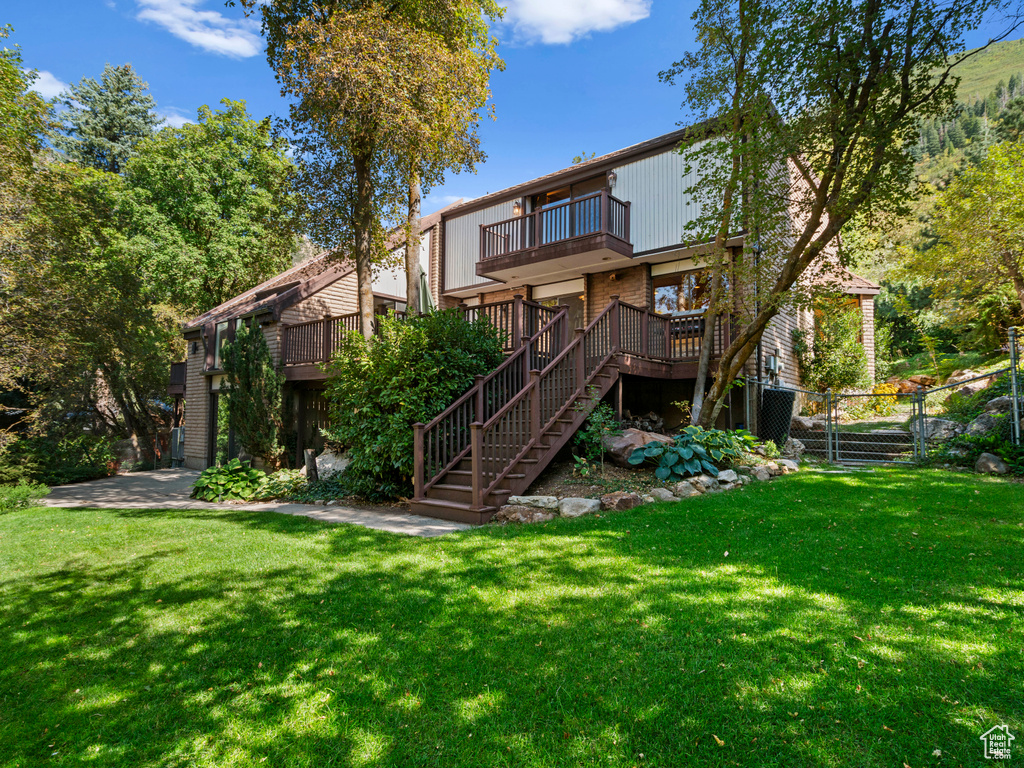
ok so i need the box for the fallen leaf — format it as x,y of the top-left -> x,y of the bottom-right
713,735 -> 725,747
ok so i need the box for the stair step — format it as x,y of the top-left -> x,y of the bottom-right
409,498 -> 497,525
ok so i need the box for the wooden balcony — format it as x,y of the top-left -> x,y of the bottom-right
168,361 -> 186,396
476,189 -> 634,283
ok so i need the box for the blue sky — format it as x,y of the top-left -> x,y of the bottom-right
6,1 -> 1017,215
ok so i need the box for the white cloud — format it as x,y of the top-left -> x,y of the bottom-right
158,107 -> 193,128
501,0 -> 651,44
27,69 -> 69,99
135,0 -> 262,58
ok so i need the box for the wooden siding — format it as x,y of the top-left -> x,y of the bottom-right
182,342 -> 209,470
280,271 -> 359,326
861,296 -> 876,382
444,199 -> 517,292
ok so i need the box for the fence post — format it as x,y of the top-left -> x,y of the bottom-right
530,370 -> 542,442
914,385 -> 925,461
610,295 -> 621,352
1010,326 -> 1021,447
413,423 -> 424,500
512,294 -> 523,350
825,388 -> 833,463
470,423 -> 483,510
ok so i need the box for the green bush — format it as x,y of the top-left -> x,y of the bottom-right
940,372 -> 1010,424
322,309 -> 504,501
793,299 -> 869,393
0,481 -> 50,513
257,468 -> 308,500
930,433 -> 1024,475
573,389 -> 622,476
222,321 -> 286,467
628,426 -> 755,480
191,458 -> 266,502
0,434 -> 115,486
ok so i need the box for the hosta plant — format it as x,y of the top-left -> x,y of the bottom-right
628,426 -> 755,480
191,458 -> 266,502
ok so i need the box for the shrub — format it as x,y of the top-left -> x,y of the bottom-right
322,309 -> 505,500
191,458 -> 266,502
221,321 -> 286,467
793,299 -> 869,392
930,433 -> 1024,475
940,372 -> 1010,424
573,390 -> 622,476
0,433 -> 115,486
628,426 -> 756,480
869,382 -> 900,415
0,481 -> 50,513
257,468 -> 308,500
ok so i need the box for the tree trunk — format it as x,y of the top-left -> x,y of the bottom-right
353,152 -> 375,340
406,171 -> 422,315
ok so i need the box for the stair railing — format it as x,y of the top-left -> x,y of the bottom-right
471,298 -> 623,509
414,306 -> 570,498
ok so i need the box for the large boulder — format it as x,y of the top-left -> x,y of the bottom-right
494,505 -> 555,524
649,487 -> 677,502
975,452 -> 1008,475
317,449 -> 349,480
689,474 -> 720,493
558,497 -> 601,518
717,469 -> 739,484
671,481 -> 701,498
909,417 -> 964,443
966,412 -> 1006,438
600,491 -> 642,511
907,374 -> 937,388
777,459 -> 800,473
791,415 -> 816,431
945,369 -> 980,385
602,428 -> 674,468
507,495 -> 559,510
738,465 -> 772,482
985,396 -> 1018,414
783,437 -> 805,459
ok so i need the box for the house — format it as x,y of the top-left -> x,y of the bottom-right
171,125 -> 879,524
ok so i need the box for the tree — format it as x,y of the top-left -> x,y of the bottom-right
240,0 -> 501,335
53,63 -> 160,174
221,321 -> 286,467
124,99 -> 301,315
792,300 -> 869,392
906,141 -> 1024,322
661,0 -> 1020,427
994,96 -> 1024,141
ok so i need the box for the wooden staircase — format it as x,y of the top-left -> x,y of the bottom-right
412,302 -> 623,524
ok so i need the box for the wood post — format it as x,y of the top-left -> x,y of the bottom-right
529,369 -> 541,442
610,296 -> 621,352
474,374 -> 485,423
322,317 -> 333,363
521,335 -> 532,382
574,328 -> 585,390
664,316 -> 672,360
560,304 -> 570,350
640,308 -> 649,357
601,188 -> 610,234
413,422 -> 424,500
470,422 -> 483,510
624,200 -> 631,243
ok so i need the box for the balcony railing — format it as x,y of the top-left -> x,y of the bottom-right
168,361 -> 186,395
480,189 -> 630,261
282,311 -> 406,366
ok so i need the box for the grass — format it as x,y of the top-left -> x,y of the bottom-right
886,350 -> 1010,382
1,468 -> 1022,767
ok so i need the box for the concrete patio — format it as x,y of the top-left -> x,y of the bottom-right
42,468 -> 470,537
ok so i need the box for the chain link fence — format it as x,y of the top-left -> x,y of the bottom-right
745,328 -> 1022,466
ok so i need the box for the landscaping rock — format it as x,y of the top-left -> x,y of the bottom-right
671,481 -> 701,498
316,449 -> 350,480
791,415 -> 816,431
602,428 -> 674,468
945,369 -> 980,384
985,395 -> 1017,414
777,459 -> 799,473
783,437 -> 805,458
689,474 -> 720,493
717,469 -> 739,484
600,491 -> 643,511
975,452 -> 1009,475
909,417 -> 964,443
506,495 -> 560,510
558,497 -> 602,518
966,412 -> 1005,438
752,466 -> 772,481
764,461 -> 783,477
907,374 -> 937,388
641,494 -> 656,504
494,505 -> 556,524
649,487 -> 677,502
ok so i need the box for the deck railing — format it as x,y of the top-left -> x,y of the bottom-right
480,189 -> 630,261
281,311 -> 406,366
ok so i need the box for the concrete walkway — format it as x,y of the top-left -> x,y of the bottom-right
42,468 -> 470,537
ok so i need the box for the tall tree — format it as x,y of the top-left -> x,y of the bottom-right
662,0 -> 1020,427
124,99 -> 301,315
53,64 -> 160,174
239,0 -> 501,335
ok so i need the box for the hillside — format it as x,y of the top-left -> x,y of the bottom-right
955,37 -> 1024,101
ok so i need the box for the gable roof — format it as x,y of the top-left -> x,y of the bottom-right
183,202 -> 462,333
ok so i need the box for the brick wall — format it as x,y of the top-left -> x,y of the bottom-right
860,295 -> 876,382
585,264 -> 651,323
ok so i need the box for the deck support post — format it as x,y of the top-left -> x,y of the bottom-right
413,422 -> 424,500
470,422 -> 483,511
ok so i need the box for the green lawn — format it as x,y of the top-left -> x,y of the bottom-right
1,469 -> 1022,767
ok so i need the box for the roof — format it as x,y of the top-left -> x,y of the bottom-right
809,266 -> 881,296
443,120 -> 717,219
184,202 -> 462,332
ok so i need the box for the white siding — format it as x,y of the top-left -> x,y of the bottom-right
444,199 -> 517,292
611,143 -> 708,254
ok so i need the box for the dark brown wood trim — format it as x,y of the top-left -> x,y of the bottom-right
283,364 -> 328,382
476,232 -> 634,279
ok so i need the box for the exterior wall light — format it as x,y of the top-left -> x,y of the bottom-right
607,170 -> 618,188
512,200 -> 522,216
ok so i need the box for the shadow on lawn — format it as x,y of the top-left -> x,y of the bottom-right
0,469 -> 1021,767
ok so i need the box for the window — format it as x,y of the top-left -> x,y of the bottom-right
653,270 -> 711,315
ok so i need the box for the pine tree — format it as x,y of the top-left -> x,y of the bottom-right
221,321 -> 285,468
53,64 -> 159,174
947,119 -> 967,149
1010,72 -> 1021,99
924,123 -> 941,157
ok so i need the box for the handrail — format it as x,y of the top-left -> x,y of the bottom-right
415,306 -> 570,495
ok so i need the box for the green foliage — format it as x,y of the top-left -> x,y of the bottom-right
52,63 -> 160,174
793,301 -> 869,393
257,468 -> 308,500
190,458 -> 266,502
221,322 -> 286,467
124,99 -> 301,315
0,480 -> 49,514
940,372 -> 1011,424
628,426 -> 755,480
761,440 -> 782,459
931,432 -> 1024,475
0,434 -> 115,486
322,309 -> 504,500
573,390 -> 622,474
